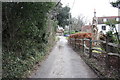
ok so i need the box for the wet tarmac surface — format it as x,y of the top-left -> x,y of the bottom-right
30,36 -> 97,78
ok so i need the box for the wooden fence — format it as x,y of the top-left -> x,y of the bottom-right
69,37 -> 120,69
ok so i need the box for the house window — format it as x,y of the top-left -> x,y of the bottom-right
116,18 -> 119,21
102,26 -> 106,30
103,18 -> 107,22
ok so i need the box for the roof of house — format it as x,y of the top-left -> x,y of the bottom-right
97,16 -> 120,24
81,25 -> 92,32
97,16 -> 120,18
56,26 -> 64,33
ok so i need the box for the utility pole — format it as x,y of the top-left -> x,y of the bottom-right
67,3 -> 71,35
69,0 -> 75,35
69,13 -> 71,35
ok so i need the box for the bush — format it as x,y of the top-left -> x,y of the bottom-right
2,2 -> 56,78
69,32 -> 93,47
69,32 -> 92,39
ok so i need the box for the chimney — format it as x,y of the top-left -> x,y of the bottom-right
89,23 -> 91,25
94,9 -> 96,17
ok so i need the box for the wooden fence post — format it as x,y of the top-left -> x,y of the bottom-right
71,38 -> 73,45
82,39 -> 84,53
106,36 -> 110,68
75,38 -> 76,48
69,38 -> 70,44
79,39 -> 80,49
89,38 -> 92,58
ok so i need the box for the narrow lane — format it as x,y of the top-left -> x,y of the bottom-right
30,36 -> 97,78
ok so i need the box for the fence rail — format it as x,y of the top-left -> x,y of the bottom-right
69,37 -> 120,68
70,38 -> 120,54
69,36 -> 120,78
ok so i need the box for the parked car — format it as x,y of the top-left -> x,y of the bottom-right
64,34 -> 70,37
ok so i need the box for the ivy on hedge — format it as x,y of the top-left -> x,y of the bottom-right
2,2 -> 57,78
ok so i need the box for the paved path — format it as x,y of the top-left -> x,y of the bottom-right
30,36 -> 97,78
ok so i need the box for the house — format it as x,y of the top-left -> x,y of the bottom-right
81,10 -> 120,40
97,16 -> 120,34
56,26 -> 64,36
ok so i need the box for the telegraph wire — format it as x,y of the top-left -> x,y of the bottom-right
71,0 -> 75,12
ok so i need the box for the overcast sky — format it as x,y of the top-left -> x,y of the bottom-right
61,0 -> 119,23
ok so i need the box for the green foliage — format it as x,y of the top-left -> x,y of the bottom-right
106,31 -> 118,43
64,30 -> 80,35
70,30 -> 76,34
64,31 -> 69,35
110,1 -> 120,9
105,20 -> 119,26
106,31 -> 113,37
71,31 -> 75,34
105,20 -> 120,44
56,5 -> 71,28
2,2 -> 57,78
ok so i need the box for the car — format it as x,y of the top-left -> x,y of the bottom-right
64,34 -> 70,37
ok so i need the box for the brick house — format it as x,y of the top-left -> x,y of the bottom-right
81,25 -> 92,33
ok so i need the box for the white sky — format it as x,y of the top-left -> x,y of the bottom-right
61,0 -> 119,23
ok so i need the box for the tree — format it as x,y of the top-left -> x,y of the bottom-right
2,2 -> 57,78
105,20 -> 120,44
110,0 -> 120,9
70,15 -> 86,31
56,5 -> 71,28
109,0 -> 120,44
